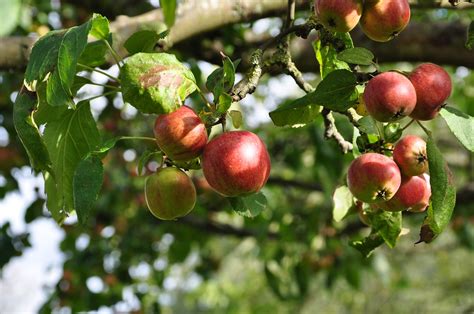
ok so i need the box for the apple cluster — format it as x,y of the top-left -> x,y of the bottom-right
145,106 -> 271,220
316,0 -> 411,42
348,135 -> 431,214
363,63 -> 453,122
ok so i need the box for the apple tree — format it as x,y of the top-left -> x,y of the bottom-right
0,0 -> 474,312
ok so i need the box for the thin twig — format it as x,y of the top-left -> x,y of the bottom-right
322,108 -> 353,153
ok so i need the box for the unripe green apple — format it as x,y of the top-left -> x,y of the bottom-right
364,72 -> 417,122
315,0 -> 363,33
347,153 -> 401,203
409,63 -> 452,121
202,131 -> 271,197
393,135 -> 428,177
145,167 -> 196,220
360,0 -> 411,42
379,174 -> 430,212
154,105 -> 208,161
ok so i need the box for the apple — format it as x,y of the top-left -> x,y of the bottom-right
409,63 -> 452,120
360,0 -> 411,42
154,105 -> 208,161
315,0 -> 363,33
202,131 -> 271,197
347,153 -> 401,203
393,135 -> 428,177
145,167 -> 196,220
409,174 -> 431,212
379,174 -> 431,212
364,72 -> 417,122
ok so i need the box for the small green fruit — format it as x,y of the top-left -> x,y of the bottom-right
145,167 -> 196,220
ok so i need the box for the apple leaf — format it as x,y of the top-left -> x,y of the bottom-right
418,137 -> 456,243
311,69 -> 359,111
44,171 -> 65,223
13,89 -> 52,173
367,210 -> 402,248
24,14 -> 109,107
229,110 -> 243,129
78,40 -> 110,67
161,0 -> 177,28
269,95 -> 321,127
206,57 -> 239,102
137,150 -> 163,175
120,52 -> 197,114
228,192 -> 267,218
124,30 -> 169,54
73,155 -> 104,225
466,21 -> 474,50
350,233 -> 384,258
217,93 -> 233,114
43,102 -> 101,221
313,32 -> 352,78
332,185 -> 354,222
337,47 -> 375,66
440,106 -> 474,152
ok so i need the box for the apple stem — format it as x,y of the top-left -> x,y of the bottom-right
416,120 -> 432,137
401,119 -> 415,131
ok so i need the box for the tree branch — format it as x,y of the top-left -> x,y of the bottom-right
1,1 -> 474,71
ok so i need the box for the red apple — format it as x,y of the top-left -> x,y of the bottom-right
153,105 -> 208,161
360,0 -> 411,42
145,167 -> 196,220
379,175 -> 430,212
315,0 -> 363,33
347,153 -> 401,203
393,135 -> 428,177
409,174 -> 431,212
409,63 -> 452,120
202,131 -> 271,197
364,72 -> 417,122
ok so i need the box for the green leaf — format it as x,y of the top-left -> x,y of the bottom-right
311,69 -> 358,111
466,21 -> 474,50
419,137 -> 456,243
313,33 -> 352,78
78,40 -> 109,67
44,172 -> 65,223
332,185 -> 354,222
206,57 -> 239,101
73,155 -> 104,225
217,93 -> 233,114
440,106 -> 474,152
229,110 -> 243,129
337,47 -> 375,66
13,89 -> 52,172
89,14 -> 110,40
269,95 -> 321,127
161,0 -> 177,28
124,30 -> 169,54
25,14 -> 107,107
120,52 -> 197,114
137,150 -> 162,175
367,210 -> 402,248
34,83 -> 68,125
43,102 -> 101,221
228,192 -> 267,218
0,0 -> 21,37
350,233 -> 384,257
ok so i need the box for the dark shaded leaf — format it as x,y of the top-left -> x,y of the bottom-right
337,47 -> 375,66
73,155 -> 104,225
269,95 -> 321,127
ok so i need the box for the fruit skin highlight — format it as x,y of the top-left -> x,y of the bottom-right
364,72 -> 417,122
315,0 -> 363,33
360,0 -> 411,42
145,167 -> 196,220
409,63 -> 452,121
153,105 -> 208,161
347,153 -> 402,203
379,174 -> 431,212
393,135 -> 428,177
202,131 -> 271,197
